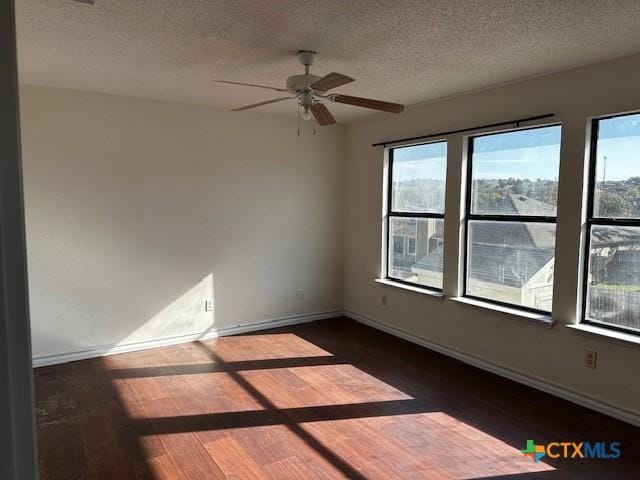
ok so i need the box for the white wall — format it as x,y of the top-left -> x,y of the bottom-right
344,54 -> 640,419
20,85 -> 344,359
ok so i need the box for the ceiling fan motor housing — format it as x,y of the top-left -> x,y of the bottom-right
285,74 -> 321,92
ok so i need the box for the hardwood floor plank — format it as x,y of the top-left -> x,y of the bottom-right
145,455 -> 182,480
77,406 -> 137,480
140,397 -> 226,479
204,434 -> 270,479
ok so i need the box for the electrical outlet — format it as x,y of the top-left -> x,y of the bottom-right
204,300 -> 214,312
585,351 -> 597,369
297,289 -> 304,300
381,295 -> 388,306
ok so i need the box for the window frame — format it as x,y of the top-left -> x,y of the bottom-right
385,141 -> 447,292
581,112 -> 640,335
462,123 -> 561,315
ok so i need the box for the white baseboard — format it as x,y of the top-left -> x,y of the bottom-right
32,310 -> 342,368
344,310 -> 640,427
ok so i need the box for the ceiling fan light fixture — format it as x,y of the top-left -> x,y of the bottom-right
301,105 -> 312,121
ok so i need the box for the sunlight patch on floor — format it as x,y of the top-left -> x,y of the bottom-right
240,363 -> 413,409
299,412 -> 556,479
207,332 -> 333,362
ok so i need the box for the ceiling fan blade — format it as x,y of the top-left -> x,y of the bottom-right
310,103 -> 336,126
309,72 -> 354,92
214,80 -> 288,92
231,96 -> 296,111
330,94 -> 404,113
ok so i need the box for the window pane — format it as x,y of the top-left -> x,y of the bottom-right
389,217 -> 444,289
466,220 -> 556,311
392,142 -> 447,213
471,126 -> 561,216
585,225 -> 640,332
593,114 -> 640,219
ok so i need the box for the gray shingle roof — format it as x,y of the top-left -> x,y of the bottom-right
413,197 -> 557,286
509,194 -> 556,216
591,226 -> 640,248
414,242 -> 553,288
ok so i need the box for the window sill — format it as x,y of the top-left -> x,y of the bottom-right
566,323 -> 640,348
374,278 -> 445,300
449,296 -> 554,328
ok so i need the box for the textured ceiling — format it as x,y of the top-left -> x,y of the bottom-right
15,0 -> 640,122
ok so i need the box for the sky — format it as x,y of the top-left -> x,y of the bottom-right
393,141 -> 447,181
596,114 -> 640,181
393,117 -> 640,182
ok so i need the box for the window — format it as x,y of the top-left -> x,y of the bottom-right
464,125 -> 561,312
583,113 -> 640,334
386,141 -> 447,290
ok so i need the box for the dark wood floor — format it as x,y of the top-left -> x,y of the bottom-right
35,317 -> 639,479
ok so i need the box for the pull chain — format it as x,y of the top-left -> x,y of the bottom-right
297,103 -> 300,136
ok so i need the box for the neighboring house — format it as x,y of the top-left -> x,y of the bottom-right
390,218 -> 443,280
461,220 -> 555,311
590,226 -> 640,283
402,194 -> 556,310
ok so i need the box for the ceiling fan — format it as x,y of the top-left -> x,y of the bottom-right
214,51 -> 404,126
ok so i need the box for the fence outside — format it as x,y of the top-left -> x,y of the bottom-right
588,286 -> 640,331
